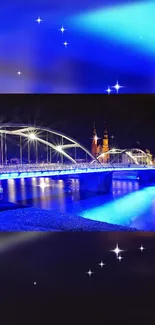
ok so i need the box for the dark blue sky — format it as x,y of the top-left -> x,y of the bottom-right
0,94 -> 155,154
0,0 -> 154,93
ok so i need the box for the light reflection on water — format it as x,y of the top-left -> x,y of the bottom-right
1,177 -> 155,230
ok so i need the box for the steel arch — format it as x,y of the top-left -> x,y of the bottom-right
90,148 -> 153,165
0,123 -> 98,164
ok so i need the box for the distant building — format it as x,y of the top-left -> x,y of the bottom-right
91,122 -> 109,163
91,123 -> 153,165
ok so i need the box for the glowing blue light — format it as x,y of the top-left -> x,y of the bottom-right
10,173 -> 19,177
34,172 -> 42,176
0,166 -> 154,180
72,1 -> 155,55
0,174 -> 9,179
79,187 -> 155,229
27,172 -> 35,176
20,173 -> 28,177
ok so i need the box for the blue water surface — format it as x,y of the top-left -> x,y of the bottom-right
1,177 -> 155,230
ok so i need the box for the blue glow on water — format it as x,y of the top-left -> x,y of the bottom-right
79,186 -> 155,229
1,177 -> 155,230
72,1 -> 155,55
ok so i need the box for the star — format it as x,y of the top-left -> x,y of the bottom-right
112,81 -> 124,93
63,41 -> 68,47
106,87 -> 112,94
139,245 -> 145,252
111,135 -> 114,139
60,26 -> 66,33
86,269 -> 93,277
17,71 -> 21,75
117,255 -> 123,261
98,261 -> 105,268
34,281 -> 37,285
36,17 -> 42,24
111,244 -> 123,257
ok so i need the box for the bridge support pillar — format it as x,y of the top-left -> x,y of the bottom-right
79,171 -> 112,195
137,170 -> 155,185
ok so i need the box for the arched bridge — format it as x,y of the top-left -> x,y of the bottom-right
91,148 -> 153,166
0,124 -> 152,167
0,123 -> 97,165
0,124 -> 154,194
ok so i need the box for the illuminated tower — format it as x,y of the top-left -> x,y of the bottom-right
91,122 -> 98,157
102,122 -> 109,163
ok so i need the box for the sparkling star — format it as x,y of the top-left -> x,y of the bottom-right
111,244 -> 123,257
63,41 -> 68,47
34,281 -> 37,285
98,261 -> 105,268
60,26 -> 66,33
139,245 -> 145,252
112,81 -> 124,93
36,17 -> 42,24
86,269 -> 93,277
117,255 -> 123,261
17,71 -> 21,75
106,87 -> 112,94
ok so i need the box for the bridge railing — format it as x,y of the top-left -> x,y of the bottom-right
0,162 -> 153,174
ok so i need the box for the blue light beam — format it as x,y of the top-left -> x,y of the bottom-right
72,1 -> 155,55
79,187 -> 155,229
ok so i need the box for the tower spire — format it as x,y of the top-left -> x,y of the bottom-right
102,121 -> 109,163
104,121 -> 108,137
91,121 -> 98,157
93,121 -> 96,136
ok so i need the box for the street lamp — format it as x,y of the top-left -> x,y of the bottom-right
56,146 -> 63,153
28,133 -> 37,164
29,133 -> 36,140
111,148 -> 116,153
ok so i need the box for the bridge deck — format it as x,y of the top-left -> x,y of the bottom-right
0,163 -> 153,180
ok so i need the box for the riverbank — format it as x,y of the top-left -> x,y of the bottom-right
0,206 -> 138,231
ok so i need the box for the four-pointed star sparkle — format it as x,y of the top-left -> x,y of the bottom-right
98,261 -> 105,268
60,26 -> 66,33
112,81 -> 124,93
63,41 -> 68,47
111,244 -> 123,257
140,245 -> 145,252
106,87 -> 112,94
86,269 -> 93,277
36,17 -> 42,24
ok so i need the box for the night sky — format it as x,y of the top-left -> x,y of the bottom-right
1,232 -> 155,322
0,94 -> 155,154
0,0 -> 155,93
